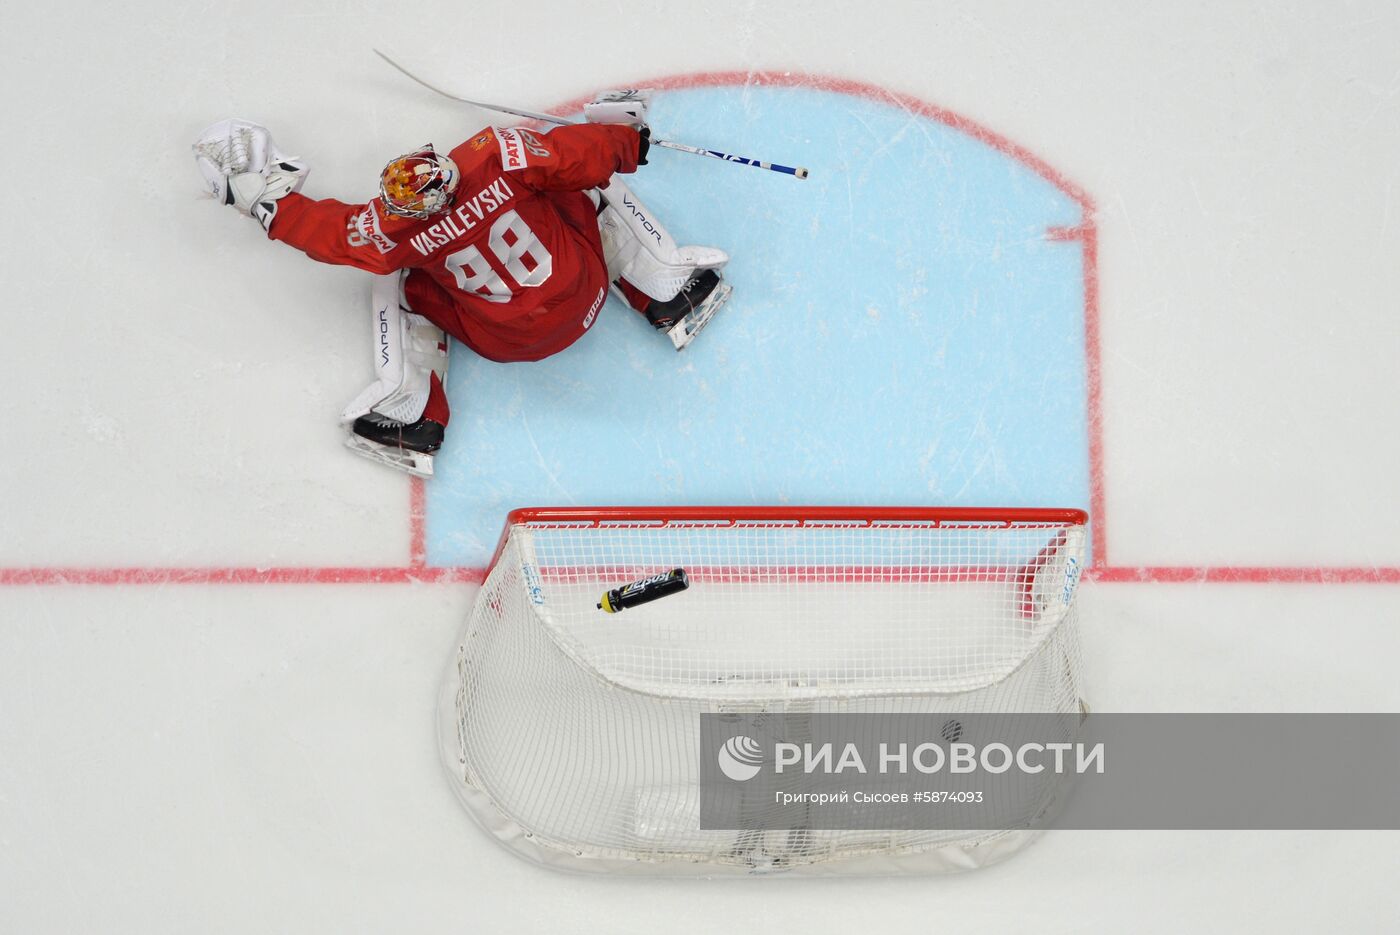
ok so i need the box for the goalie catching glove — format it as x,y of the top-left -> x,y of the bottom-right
192,118 -> 307,231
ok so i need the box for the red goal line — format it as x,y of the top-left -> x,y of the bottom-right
1090,565 -> 1400,585
3,500 -> 1398,587
3,562 -> 1399,588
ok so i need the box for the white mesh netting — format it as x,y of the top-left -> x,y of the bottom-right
440,509 -> 1088,875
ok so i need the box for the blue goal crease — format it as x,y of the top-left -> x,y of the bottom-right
425,86 -> 1090,568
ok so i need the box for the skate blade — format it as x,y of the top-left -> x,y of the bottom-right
344,433 -> 435,477
668,282 -> 733,351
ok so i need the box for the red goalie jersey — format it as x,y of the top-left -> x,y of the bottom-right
268,123 -> 644,362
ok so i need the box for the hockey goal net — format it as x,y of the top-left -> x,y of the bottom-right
440,506 -> 1088,874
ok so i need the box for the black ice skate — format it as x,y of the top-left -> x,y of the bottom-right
345,412 -> 445,478
643,268 -> 734,351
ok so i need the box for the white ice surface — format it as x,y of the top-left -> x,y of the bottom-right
4,0 -> 1400,931
4,584 -> 1399,932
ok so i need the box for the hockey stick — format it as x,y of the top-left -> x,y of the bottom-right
373,50 -> 810,180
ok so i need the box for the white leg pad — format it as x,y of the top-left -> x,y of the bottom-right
340,272 -> 448,425
597,178 -> 728,301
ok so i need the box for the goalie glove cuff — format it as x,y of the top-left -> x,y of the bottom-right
227,163 -> 306,231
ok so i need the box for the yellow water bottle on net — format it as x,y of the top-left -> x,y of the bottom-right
597,568 -> 689,613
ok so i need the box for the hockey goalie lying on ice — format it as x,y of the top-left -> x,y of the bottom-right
191,92 -> 731,477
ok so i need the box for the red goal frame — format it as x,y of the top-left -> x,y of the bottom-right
491,506 -> 1088,615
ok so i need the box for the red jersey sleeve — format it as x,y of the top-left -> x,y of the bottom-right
267,194 -> 417,274
487,123 -> 642,192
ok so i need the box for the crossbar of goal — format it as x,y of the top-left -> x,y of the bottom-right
488,505 -> 1089,570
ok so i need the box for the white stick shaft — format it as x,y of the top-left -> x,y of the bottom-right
374,50 -> 577,126
373,49 -> 809,180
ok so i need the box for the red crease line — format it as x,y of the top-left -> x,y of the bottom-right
1081,221 -> 1105,568
409,476 -> 428,569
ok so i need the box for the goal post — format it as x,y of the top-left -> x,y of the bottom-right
441,506 -> 1089,875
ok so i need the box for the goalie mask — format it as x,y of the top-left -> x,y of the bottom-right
379,145 -> 460,219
